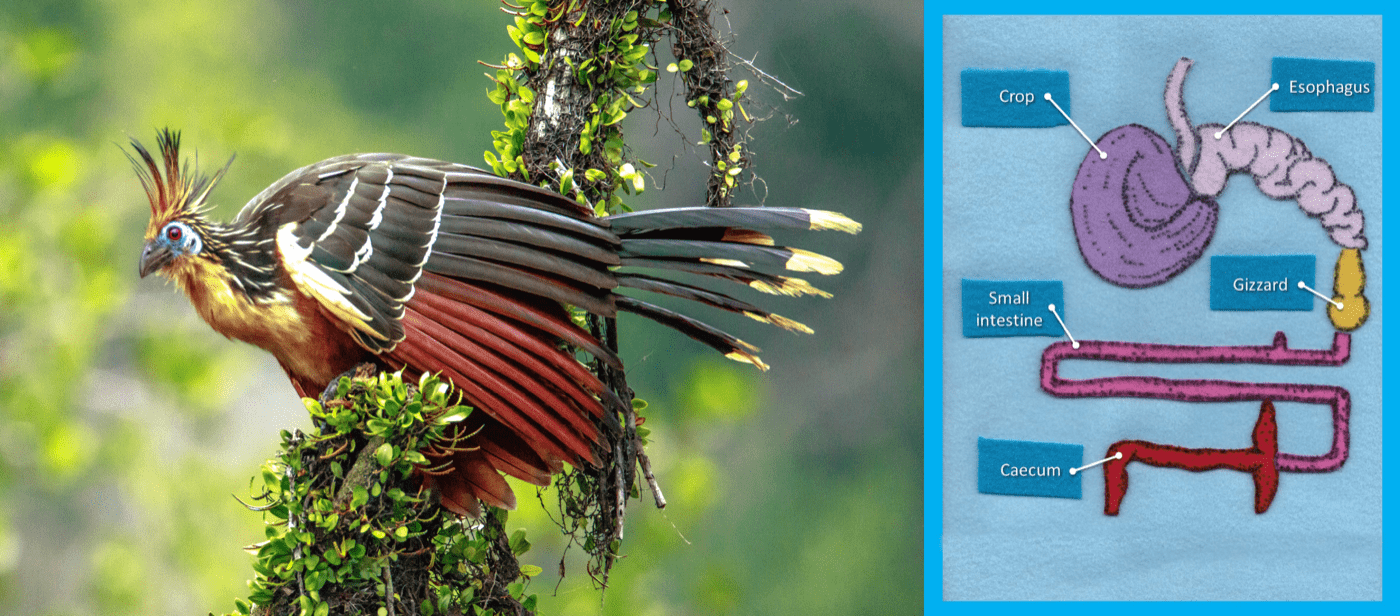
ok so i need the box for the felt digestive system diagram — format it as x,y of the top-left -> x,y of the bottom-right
958,56 -> 1377,517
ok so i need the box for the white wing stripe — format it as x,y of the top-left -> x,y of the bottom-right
367,191 -> 387,231
416,191 -> 444,268
316,177 -> 358,242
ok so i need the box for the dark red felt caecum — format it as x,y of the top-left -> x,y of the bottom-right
1104,400 -> 1280,515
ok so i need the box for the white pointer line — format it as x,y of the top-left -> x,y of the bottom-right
1215,83 -> 1280,139
1045,92 -> 1106,160
1069,452 -> 1123,476
1297,280 -> 1343,310
1048,303 -> 1078,349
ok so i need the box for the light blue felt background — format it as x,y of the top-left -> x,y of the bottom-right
942,15 -> 1382,600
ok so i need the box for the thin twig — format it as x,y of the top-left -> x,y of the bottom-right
231,492 -> 283,512
621,399 -> 665,509
733,52 -> 805,100
384,565 -> 396,616
613,438 -> 627,540
286,453 -> 306,600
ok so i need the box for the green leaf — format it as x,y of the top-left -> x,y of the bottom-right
437,407 -> 470,424
520,564 -> 543,577
559,168 -> 575,194
366,418 -> 393,435
509,529 -> 531,555
375,443 -> 394,467
351,485 -> 369,509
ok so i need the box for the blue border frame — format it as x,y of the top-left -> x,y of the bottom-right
928,2 -> 1390,611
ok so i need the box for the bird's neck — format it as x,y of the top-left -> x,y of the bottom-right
201,220 -> 284,302
168,219 -> 304,351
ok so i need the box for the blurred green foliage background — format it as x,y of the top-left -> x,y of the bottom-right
0,1 -> 921,614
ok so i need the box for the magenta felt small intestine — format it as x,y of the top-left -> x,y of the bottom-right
1069,57 -> 1366,288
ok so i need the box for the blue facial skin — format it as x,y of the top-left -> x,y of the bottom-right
139,221 -> 202,277
160,221 -> 202,257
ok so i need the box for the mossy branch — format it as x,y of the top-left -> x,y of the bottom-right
480,0 -> 768,591
665,0 -> 751,207
217,368 -> 540,616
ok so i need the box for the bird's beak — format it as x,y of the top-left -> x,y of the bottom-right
139,241 -> 174,278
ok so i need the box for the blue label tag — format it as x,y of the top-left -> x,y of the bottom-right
978,438 -> 1083,499
1210,255 -> 1316,311
961,69 -> 1071,127
1270,57 -> 1375,112
961,280 -> 1064,337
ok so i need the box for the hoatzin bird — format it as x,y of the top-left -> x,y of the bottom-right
131,129 -> 859,516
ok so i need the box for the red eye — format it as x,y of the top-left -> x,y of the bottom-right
166,225 -> 182,241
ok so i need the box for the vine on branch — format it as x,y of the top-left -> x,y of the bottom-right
664,0 -> 751,207
480,0 -> 765,589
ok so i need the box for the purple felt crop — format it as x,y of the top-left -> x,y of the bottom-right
1070,57 -> 1366,289
1069,125 -> 1219,288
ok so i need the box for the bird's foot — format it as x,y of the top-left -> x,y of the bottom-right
318,363 -> 380,405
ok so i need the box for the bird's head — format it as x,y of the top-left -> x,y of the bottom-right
128,129 -> 232,279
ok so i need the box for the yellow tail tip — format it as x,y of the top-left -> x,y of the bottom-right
743,311 -> 815,334
725,350 -> 770,371
804,209 -> 863,234
749,277 -> 833,298
786,248 -> 843,275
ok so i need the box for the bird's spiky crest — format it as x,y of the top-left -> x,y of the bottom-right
126,128 -> 233,232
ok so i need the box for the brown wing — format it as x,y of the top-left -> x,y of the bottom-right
260,156 -> 623,512
253,153 -> 856,513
